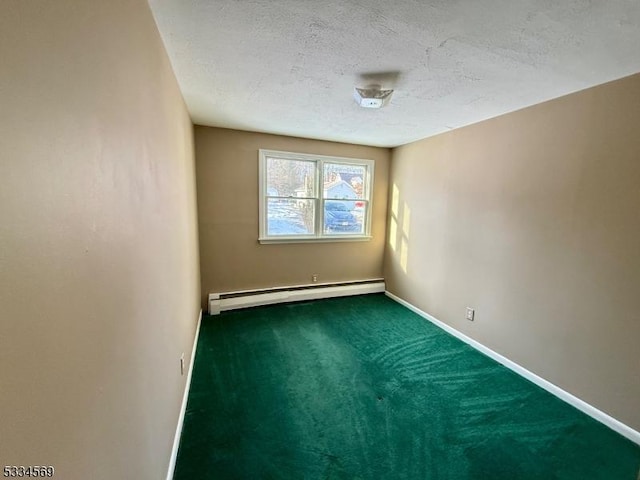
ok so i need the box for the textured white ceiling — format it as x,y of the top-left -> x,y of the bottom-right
148,0 -> 640,147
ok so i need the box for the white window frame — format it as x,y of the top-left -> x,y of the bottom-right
258,149 -> 374,244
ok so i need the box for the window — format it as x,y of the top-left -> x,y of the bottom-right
259,149 -> 374,243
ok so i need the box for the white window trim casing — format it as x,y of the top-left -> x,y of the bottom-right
258,149 -> 375,244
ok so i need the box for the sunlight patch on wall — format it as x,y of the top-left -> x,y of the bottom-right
391,184 -> 399,217
388,183 -> 411,273
389,217 -> 398,251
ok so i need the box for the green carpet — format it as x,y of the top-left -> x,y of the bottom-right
174,294 -> 640,479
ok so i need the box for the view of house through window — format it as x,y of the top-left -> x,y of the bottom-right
259,150 -> 374,242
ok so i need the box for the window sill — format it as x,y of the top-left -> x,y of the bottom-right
259,235 -> 372,245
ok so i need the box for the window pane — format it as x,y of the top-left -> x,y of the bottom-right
323,200 -> 365,235
267,199 -> 315,236
266,157 -> 315,198
323,163 -> 366,200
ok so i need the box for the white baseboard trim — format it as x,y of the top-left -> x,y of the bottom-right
166,309 -> 202,480
209,280 -> 385,315
385,291 -> 640,446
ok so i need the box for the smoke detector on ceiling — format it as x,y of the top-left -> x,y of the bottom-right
353,85 -> 394,108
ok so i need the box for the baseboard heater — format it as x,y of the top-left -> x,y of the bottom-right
208,279 -> 385,315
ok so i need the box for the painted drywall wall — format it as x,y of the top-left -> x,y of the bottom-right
0,1 -> 200,479
196,127 -> 389,303
384,73 -> 640,431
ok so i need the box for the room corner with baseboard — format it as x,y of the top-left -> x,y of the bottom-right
384,290 -> 640,447
166,310 -> 203,480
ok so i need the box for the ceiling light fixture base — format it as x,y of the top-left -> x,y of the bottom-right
353,85 -> 393,109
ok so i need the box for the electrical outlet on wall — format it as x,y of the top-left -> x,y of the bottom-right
466,307 -> 475,321
180,353 -> 185,376
312,274 -> 318,283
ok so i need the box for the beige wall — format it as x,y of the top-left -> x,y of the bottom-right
196,127 -> 390,303
385,73 -> 640,431
0,1 -> 200,478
